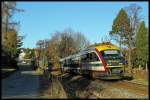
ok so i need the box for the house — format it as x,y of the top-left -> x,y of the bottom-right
19,50 -> 26,63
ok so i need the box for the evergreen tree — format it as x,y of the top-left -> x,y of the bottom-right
110,8 -> 134,74
136,21 -> 149,70
110,8 -> 130,49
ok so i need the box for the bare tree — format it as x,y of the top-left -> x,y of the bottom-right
46,28 -> 90,69
124,4 -> 143,74
125,3 -> 142,47
101,35 -> 111,43
46,35 -> 60,69
73,32 -> 90,52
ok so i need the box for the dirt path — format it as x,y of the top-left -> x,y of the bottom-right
2,64 -> 41,99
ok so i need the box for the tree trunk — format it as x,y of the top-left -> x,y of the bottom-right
139,64 -> 141,70
128,47 -> 133,76
119,36 -> 122,55
128,33 -> 133,76
146,63 -> 147,72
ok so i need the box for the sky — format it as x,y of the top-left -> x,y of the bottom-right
13,2 -> 149,49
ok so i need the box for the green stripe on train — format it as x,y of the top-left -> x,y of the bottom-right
84,61 -> 103,67
108,66 -> 123,68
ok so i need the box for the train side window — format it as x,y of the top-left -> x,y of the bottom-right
87,53 -> 91,62
64,60 -> 67,67
81,54 -> 88,62
85,53 -> 93,62
90,52 -> 99,61
81,52 -> 99,62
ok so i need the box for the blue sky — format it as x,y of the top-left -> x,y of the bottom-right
13,2 -> 149,49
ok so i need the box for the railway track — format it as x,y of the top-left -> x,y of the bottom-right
44,72 -> 148,98
95,79 -> 148,96
54,73 -> 148,96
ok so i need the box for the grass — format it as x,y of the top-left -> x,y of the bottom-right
124,68 -> 148,85
130,79 -> 148,86
51,71 -> 61,76
35,68 -> 44,75
132,70 -> 148,85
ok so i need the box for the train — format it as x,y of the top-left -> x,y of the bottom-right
59,42 -> 125,79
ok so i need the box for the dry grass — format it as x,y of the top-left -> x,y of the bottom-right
124,68 -> 148,84
35,68 -> 44,75
131,69 -> 148,86
133,69 -> 148,80
39,73 -> 67,99
50,71 -> 61,76
39,70 -> 148,99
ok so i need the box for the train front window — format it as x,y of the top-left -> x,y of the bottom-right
100,50 -> 121,59
100,50 -> 125,67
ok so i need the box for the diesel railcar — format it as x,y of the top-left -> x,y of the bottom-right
60,42 -> 125,79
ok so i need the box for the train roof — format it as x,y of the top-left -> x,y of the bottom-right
59,48 -> 96,61
59,42 -> 120,61
87,42 -> 119,51
95,44 -> 119,51
59,55 -> 72,61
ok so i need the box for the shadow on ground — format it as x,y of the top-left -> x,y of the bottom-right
40,72 -> 94,99
2,64 -> 41,98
